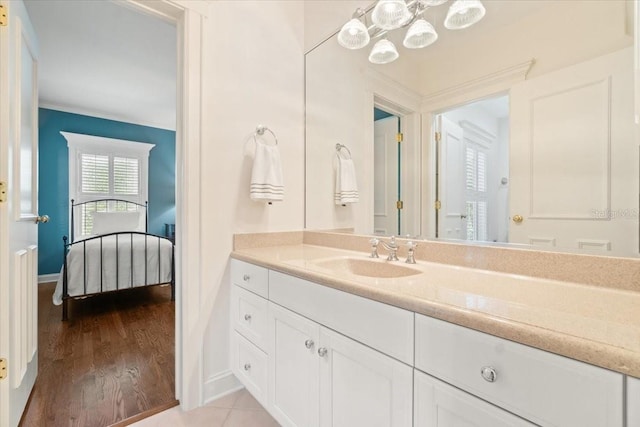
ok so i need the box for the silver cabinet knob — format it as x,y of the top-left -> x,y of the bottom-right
244,314 -> 252,321
317,347 -> 328,357
244,363 -> 251,371
481,366 -> 497,382
305,339 -> 314,349
243,274 -> 251,281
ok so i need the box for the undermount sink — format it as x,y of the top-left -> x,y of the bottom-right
313,257 -> 422,278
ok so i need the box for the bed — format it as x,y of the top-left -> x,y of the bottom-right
54,199 -> 175,321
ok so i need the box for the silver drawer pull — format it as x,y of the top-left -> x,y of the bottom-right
244,363 -> 251,371
244,314 -> 252,321
243,274 -> 251,281
481,366 -> 497,383
317,347 -> 328,357
305,339 -> 314,349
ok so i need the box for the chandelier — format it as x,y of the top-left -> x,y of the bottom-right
337,0 -> 486,64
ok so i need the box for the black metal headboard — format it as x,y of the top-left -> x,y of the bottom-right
70,198 -> 148,242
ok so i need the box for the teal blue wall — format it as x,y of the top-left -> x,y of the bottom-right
38,108 -> 176,275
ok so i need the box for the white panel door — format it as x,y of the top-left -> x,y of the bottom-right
268,303 -> 320,427
318,327 -> 412,427
374,116 -> 399,236
0,1 -> 40,426
510,48 -> 636,254
437,115 -> 466,240
414,370 -> 536,427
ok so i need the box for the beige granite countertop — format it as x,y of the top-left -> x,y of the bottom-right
231,242 -> 640,378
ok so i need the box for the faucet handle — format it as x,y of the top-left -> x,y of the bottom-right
369,238 -> 380,258
389,236 -> 397,247
405,241 -> 417,264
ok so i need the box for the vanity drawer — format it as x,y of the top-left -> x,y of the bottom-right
231,331 -> 268,406
269,270 -> 414,365
415,314 -> 623,427
231,259 -> 268,298
231,285 -> 268,350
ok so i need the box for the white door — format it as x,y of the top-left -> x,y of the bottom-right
510,47 -> 636,254
414,370 -> 536,427
374,116 -> 400,235
436,115 -> 467,240
318,327 -> 412,427
268,303 -> 320,427
0,1 -> 41,426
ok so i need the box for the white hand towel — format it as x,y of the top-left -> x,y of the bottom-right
335,151 -> 359,205
251,140 -> 284,202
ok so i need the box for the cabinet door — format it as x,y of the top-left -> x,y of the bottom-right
414,370 -> 536,427
318,327 -> 413,427
268,303 -> 320,427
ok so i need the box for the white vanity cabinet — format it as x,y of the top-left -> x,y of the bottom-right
268,302 -> 320,427
267,302 -> 413,427
230,260 -> 270,406
414,370 -> 536,427
628,376 -> 640,426
415,314 -> 624,427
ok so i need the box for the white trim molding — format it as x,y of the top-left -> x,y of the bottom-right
422,59 -> 535,112
203,370 -> 243,405
38,273 -> 59,284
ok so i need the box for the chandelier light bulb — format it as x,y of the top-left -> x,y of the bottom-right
403,19 -> 438,49
368,39 -> 400,64
337,18 -> 371,49
444,0 -> 486,30
371,0 -> 412,30
423,0 -> 448,5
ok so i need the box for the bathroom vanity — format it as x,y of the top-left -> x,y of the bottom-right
228,233 -> 640,427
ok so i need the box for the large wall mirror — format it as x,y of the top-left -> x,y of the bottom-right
305,0 -> 640,257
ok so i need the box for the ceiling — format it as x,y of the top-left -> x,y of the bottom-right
24,0 -> 177,131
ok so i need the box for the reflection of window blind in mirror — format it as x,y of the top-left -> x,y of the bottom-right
81,154 -> 109,194
114,157 -> 140,195
465,148 -> 476,191
477,201 -> 487,241
466,201 -> 476,240
477,152 -> 486,193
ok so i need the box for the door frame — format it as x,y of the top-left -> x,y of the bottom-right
117,0 -> 206,411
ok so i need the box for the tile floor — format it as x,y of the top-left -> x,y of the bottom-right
130,388 -> 280,427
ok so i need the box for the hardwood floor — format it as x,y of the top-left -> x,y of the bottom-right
21,282 -> 175,427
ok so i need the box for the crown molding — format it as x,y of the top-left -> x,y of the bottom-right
421,59 -> 535,112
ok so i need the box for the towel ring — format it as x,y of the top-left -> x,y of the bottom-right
336,143 -> 352,159
255,125 -> 278,145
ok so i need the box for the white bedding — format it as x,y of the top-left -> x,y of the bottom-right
53,233 -> 173,305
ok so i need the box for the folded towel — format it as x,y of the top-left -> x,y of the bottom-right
335,150 -> 359,205
251,139 -> 284,202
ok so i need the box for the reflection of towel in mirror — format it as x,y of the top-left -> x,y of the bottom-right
335,151 -> 359,205
251,140 -> 284,202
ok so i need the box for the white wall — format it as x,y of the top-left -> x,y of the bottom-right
198,0 -> 305,402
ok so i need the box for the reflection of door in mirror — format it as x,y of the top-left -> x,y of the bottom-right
510,48 -> 635,254
435,95 -> 510,243
374,110 -> 400,236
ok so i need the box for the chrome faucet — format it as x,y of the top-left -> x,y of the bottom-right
369,238 -> 380,258
405,241 -> 417,264
380,236 -> 399,261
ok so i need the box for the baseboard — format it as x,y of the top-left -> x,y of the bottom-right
203,370 -> 243,405
38,273 -> 59,284
109,399 -> 179,426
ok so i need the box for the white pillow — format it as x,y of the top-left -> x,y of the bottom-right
91,211 -> 144,234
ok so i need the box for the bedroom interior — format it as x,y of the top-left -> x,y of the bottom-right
3,0 -> 640,426
15,0 -> 179,425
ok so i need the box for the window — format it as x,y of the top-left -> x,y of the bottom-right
62,132 -> 154,237
465,145 -> 487,241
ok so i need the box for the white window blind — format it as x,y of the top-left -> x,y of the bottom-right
465,145 -> 488,241
64,132 -> 154,239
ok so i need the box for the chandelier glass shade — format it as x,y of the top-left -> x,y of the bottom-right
337,0 -> 486,65
338,18 -> 371,49
371,0 -> 412,30
368,39 -> 400,64
403,19 -> 438,49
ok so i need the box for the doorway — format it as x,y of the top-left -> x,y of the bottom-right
374,107 -> 402,236
20,2 -> 180,424
434,95 -> 510,243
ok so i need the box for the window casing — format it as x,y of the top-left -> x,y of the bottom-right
62,132 -> 154,238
